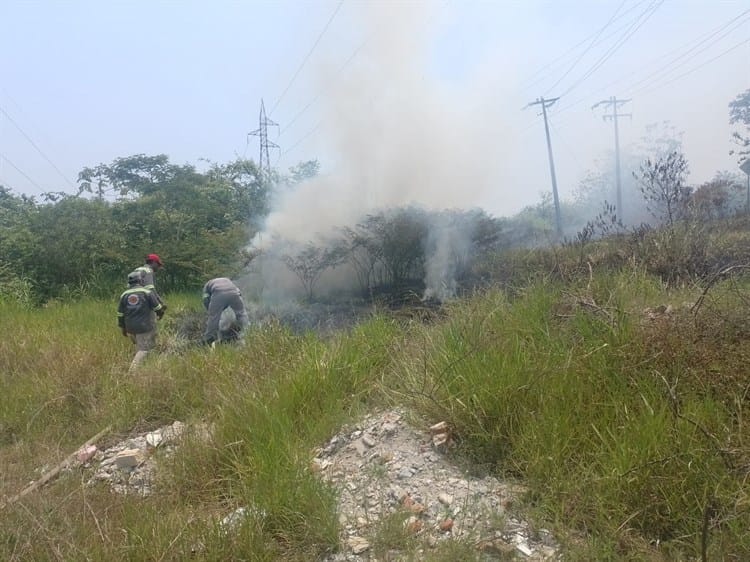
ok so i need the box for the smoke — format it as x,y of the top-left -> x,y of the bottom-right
423,211 -> 475,301
251,3 -> 519,302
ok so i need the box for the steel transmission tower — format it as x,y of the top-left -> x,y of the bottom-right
248,99 -> 279,176
592,97 -> 631,223
525,97 -> 563,241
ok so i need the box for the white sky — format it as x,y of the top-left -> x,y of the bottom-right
1,0 -> 748,218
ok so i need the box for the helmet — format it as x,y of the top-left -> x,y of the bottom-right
146,253 -> 163,266
127,270 -> 144,285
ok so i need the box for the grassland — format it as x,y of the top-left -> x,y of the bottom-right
2,257 -> 750,560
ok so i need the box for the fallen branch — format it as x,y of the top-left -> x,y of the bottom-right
1,425 -> 111,509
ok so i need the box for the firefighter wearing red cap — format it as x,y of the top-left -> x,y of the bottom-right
135,253 -> 163,292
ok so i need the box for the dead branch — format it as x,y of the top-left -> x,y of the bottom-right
691,264 -> 750,315
0,425 -> 111,509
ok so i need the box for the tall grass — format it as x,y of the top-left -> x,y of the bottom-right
1,267 -> 749,560
390,269 -> 750,559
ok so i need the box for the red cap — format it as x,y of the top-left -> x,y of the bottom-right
146,253 -> 163,266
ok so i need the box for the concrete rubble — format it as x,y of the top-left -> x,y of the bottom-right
69,411 -> 560,559
80,421 -> 188,496
314,410 -> 561,561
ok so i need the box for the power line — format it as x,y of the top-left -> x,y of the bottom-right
541,2 -> 744,132
521,0 -> 651,93
0,153 -> 46,193
631,35 -> 750,98
0,105 -> 76,190
281,121 -> 323,158
622,9 -> 750,97
543,0 -> 628,97
269,0 -> 345,117
551,7 -> 750,118
558,0 -> 663,98
279,40 -> 366,137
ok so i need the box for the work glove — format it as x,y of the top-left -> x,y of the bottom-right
156,310 -> 165,320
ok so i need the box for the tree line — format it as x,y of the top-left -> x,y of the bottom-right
0,155 -> 278,303
1,89 -> 747,305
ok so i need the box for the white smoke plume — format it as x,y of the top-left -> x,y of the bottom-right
252,3 -> 520,301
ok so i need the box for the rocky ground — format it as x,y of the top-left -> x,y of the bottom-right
314,410 -> 560,561
68,410 -> 560,561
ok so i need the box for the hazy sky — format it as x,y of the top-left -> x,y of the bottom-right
1,0 -> 748,218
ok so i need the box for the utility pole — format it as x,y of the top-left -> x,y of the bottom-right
740,158 -> 750,215
525,97 -> 562,240
592,97 -> 631,223
248,99 -> 279,177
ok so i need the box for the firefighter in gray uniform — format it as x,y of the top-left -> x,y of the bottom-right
118,270 -> 166,371
134,253 -> 165,306
201,277 -> 249,345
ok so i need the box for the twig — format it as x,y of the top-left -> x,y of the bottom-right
1,426 -> 111,509
691,264 -> 750,315
619,454 -> 688,478
655,373 -> 735,470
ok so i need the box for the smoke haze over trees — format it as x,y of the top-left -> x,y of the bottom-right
1,87 -> 749,304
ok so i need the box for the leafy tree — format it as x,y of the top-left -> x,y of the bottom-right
205,158 -> 272,228
75,154 -> 274,291
0,187 -> 39,271
0,187 -> 39,301
286,159 -> 320,185
634,151 -> 690,227
729,89 -> 750,163
28,196 -> 124,298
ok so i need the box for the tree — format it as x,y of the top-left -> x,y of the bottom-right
729,89 -> 750,163
0,187 -> 39,302
287,160 -> 320,186
205,157 -> 272,228
29,197 -> 124,298
634,151 -> 691,227
690,172 -> 744,220
282,242 -> 345,300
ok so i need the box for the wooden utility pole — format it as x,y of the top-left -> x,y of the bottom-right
592,97 -> 631,223
740,159 -> 750,215
525,97 -> 562,240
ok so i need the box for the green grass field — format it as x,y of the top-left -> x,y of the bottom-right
1,265 -> 750,560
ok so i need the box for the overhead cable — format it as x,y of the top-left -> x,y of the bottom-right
543,0 -> 629,97
0,153 -> 46,193
630,36 -> 750,98
558,0 -> 663,98
279,40 -> 366,137
0,106 -> 76,190
269,0 -> 345,117
552,6 -> 750,117
521,0 -> 650,93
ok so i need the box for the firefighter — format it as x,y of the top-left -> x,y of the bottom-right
134,253 -> 163,292
118,270 -> 166,372
201,277 -> 249,345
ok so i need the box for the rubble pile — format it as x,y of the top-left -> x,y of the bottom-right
314,410 -> 560,561
64,411 -> 559,559
83,421 -> 188,496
